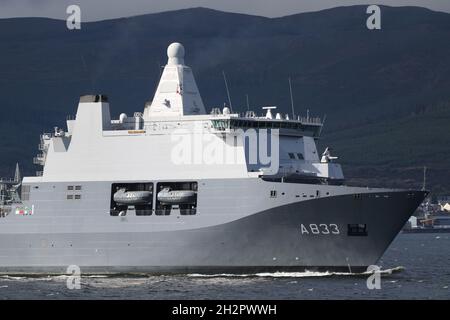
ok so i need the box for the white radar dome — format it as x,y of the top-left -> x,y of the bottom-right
167,42 -> 185,65
119,113 -> 128,123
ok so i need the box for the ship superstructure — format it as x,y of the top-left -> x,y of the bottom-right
0,43 -> 427,273
0,164 -> 21,218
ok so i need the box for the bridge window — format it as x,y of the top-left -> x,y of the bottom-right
288,153 -> 296,159
297,153 -> 304,160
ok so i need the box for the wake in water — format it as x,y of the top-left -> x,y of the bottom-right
0,266 -> 404,282
187,266 -> 405,278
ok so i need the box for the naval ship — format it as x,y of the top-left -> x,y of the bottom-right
0,43 -> 427,274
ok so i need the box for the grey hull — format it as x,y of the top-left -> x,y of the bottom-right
0,190 -> 426,274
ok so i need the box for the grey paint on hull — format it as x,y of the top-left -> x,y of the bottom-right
0,190 -> 426,274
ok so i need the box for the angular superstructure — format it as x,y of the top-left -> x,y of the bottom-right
144,42 -> 206,119
0,43 -> 427,274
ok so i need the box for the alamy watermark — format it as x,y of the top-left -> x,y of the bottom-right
366,5 -> 381,30
66,5 -> 81,30
66,264 -> 81,290
170,124 -> 280,173
366,264 -> 382,290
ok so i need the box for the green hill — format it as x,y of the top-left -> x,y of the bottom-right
0,6 -> 449,194
322,100 -> 450,194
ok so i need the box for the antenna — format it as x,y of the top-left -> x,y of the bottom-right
422,166 -> 427,191
288,77 -> 295,119
262,106 -> 277,119
222,71 -> 233,112
318,114 -> 327,136
246,94 -> 250,111
81,55 -> 94,92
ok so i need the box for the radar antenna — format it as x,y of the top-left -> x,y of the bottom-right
321,147 -> 338,163
222,71 -> 233,113
262,106 -> 277,119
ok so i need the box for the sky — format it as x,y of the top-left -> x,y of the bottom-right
0,0 -> 449,21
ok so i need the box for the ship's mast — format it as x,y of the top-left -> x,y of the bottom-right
288,77 -> 295,119
422,166 -> 427,191
222,71 -> 233,113
14,163 -> 21,183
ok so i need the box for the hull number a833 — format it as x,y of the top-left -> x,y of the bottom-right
300,223 -> 340,235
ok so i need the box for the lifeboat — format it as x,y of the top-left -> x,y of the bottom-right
113,188 -> 152,205
157,187 -> 196,204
